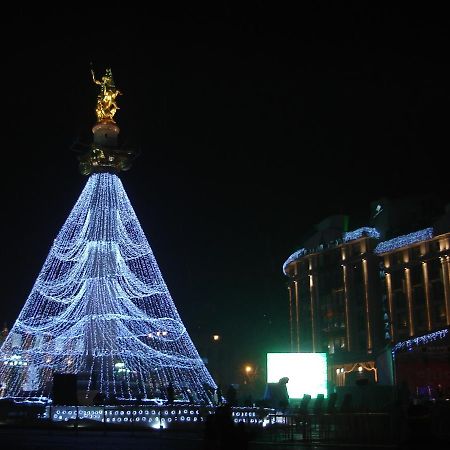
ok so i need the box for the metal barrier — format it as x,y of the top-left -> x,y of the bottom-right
266,411 -> 396,444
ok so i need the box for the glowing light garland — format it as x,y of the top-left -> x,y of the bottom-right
283,226 -> 436,273
0,173 -> 216,402
391,328 -> 449,356
282,249 -> 307,274
343,227 -> 380,242
45,405 -> 266,427
282,227 -> 381,274
374,228 -> 434,254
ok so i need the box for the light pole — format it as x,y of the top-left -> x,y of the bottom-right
211,334 -> 222,388
242,364 -> 257,406
244,365 -> 253,380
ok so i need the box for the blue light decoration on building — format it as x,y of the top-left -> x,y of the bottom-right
0,173 -> 216,402
391,328 -> 449,358
374,228 -> 434,254
282,248 -> 307,274
343,227 -> 380,242
282,227 -> 381,274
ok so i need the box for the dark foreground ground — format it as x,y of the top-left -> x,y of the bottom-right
0,426 -> 400,450
3,426 -> 448,450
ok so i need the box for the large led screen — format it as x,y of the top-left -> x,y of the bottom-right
267,352 -> 328,399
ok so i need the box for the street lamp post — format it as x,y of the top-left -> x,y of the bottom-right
211,334 -> 221,387
242,364 -> 256,406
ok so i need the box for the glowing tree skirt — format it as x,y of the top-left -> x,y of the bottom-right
0,173 -> 216,402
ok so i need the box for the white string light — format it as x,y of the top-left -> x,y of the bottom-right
0,173 -> 216,403
282,248 -> 307,274
343,227 -> 380,242
375,228 -> 434,254
282,227 -> 381,274
391,328 -> 448,357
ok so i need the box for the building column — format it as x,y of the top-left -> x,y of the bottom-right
342,264 -> 351,351
404,268 -> 415,336
294,280 -> 300,352
385,272 -> 395,341
441,256 -> 450,326
309,273 -> 316,352
362,259 -> 372,352
288,285 -> 294,352
422,262 -> 432,330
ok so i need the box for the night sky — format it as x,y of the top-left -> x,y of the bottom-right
0,5 -> 448,383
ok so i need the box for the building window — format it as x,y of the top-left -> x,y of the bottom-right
391,272 -> 404,291
428,240 -> 440,254
396,313 -> 408,330
428,259 -> 442,281
410,265 -> 422,286
394,252 -> 404,266
394,290 -> 407,311
414,309 -> 426,330
411,246 -> 421,260
431,280 -> 444,302
433,303 -> 446,325
413,285 -> 426,308
431,280 -> 446,326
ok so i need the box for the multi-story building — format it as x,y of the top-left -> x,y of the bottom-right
283,199 -> 450,389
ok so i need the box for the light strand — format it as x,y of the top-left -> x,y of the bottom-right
375,228 -> 434,254
282,227 -> 380,274
391,328 -> 448,356
0,173 -> 216,403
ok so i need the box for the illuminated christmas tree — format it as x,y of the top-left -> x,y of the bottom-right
0,68 -> 216,403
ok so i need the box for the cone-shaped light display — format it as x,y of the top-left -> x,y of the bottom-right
0,173 -> 216,403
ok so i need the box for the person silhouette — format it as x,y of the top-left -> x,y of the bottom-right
278,377 -> 289,409
215,386 -> 223,405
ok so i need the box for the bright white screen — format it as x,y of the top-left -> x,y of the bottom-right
267,353 -> 328,399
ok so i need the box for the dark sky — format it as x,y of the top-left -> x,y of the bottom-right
0,4 -> 448,382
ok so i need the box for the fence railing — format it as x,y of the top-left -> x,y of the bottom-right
266,407 -> 450,445
266,411 -> 397,444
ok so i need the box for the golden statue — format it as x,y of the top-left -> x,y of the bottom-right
91,67 -> 122,123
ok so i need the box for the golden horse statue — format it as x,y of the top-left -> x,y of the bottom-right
91,67 -> 122,123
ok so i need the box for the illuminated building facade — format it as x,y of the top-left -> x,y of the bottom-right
283,201 -> 450,387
